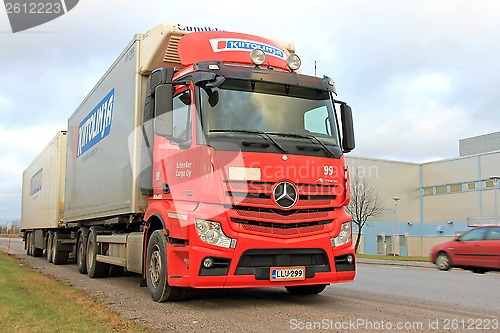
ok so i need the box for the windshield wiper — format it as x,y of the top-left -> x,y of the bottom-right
266,132 -> 335,158
209,129 -> 287,153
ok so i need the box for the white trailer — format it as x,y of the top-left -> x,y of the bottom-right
21,131 -> 68,258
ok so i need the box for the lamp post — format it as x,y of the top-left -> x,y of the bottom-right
392,197 -> 400,255
490,176 -> 499,225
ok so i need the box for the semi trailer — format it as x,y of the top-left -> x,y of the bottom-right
21,22 -> 356,302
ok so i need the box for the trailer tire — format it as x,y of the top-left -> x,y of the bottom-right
285,284 -> 327,295
86,227 -> 109,278
146,230 -> 186,302
32,232 -> 43,258
52,231 -> 69,265
76,231 -> 88,274
26,232 -> 32,256
46,232 -> 54,263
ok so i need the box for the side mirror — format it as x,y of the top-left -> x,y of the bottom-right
154,84 -> 173,137
340,104 -> 355,153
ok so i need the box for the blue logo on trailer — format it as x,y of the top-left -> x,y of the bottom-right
76,89 -> 114,158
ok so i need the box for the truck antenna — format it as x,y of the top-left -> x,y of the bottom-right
314,61 -> 317,76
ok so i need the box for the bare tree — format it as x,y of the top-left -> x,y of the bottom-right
346,168 -> 383,253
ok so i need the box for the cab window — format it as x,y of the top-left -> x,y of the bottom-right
171,90 -> 191,142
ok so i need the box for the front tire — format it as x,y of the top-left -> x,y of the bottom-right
435,252 -> 451,271
146,230 -> 186,302
285,284 -> 327,295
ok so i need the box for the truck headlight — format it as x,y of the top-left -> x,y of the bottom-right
286,53 -> 301,71
331,221 -> 351,247
195,219 -> 236,249
250,48 -> 266,66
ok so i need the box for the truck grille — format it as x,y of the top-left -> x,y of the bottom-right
224,180 -> 338,209
225,180 -> 337,237
233,218 -> 330,236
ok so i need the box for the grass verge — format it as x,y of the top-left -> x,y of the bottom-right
0,252 -> 155,333
357,254 -> 430,262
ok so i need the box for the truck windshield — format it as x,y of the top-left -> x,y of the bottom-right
200,79 -> 340,146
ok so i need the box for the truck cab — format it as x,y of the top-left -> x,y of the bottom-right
140,28 -> 355,301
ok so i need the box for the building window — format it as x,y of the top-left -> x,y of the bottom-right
466,182 -> 476,191
376,235 -> 384,255
422,187 -> 434,196
435,185 -> 448,194
449,184 -> 463,193
484,180 -> 494,189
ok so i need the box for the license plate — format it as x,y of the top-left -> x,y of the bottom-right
270,266 -> 306,281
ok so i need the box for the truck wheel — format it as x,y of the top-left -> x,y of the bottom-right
26,233 -> 32,256
146,230 -> 186,302
86,227 -> 109,278
76,231 -> 88,274
52,231 -> 69,265
32,232 -> 43,257
46,232 -> 54,263
285,284 -> 327,295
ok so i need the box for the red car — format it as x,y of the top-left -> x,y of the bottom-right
430,225 -> 500,273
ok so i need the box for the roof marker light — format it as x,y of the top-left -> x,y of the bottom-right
286,53 -> 301,71
250,48 -> 266,66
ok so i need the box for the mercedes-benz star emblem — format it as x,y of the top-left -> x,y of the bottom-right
273,181 -> 298,209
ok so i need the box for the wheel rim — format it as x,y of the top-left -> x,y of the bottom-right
149,245 -> 161,290
437,254 -> 449,269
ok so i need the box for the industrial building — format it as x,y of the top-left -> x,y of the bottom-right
348,131 -> 500,257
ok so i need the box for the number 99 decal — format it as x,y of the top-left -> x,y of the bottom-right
324,165 -> 335,176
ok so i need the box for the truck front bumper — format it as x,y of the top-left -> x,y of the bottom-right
167,234 -> 355,289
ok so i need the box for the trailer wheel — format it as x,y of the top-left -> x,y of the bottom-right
26,232 -> 32,256
32,232 -> 43,257
52,231 -> 69,265
146,230 -> 186,302
46,232 -> 54,263
76,231 -> 88,274
285,284 -> 327,295
86,227 -> 109,278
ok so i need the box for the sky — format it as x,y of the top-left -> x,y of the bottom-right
1,0 -> 500,223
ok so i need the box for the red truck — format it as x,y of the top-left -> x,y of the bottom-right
21,23 -> 356,302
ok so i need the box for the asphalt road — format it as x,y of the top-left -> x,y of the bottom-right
1,237 -> 499,332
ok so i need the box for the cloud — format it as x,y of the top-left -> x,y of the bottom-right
0,123 -> 64,223
2,0 -> 500,222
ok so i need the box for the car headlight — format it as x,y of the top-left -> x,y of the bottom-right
195,219 -> 236,249
331,221 -> 352,247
